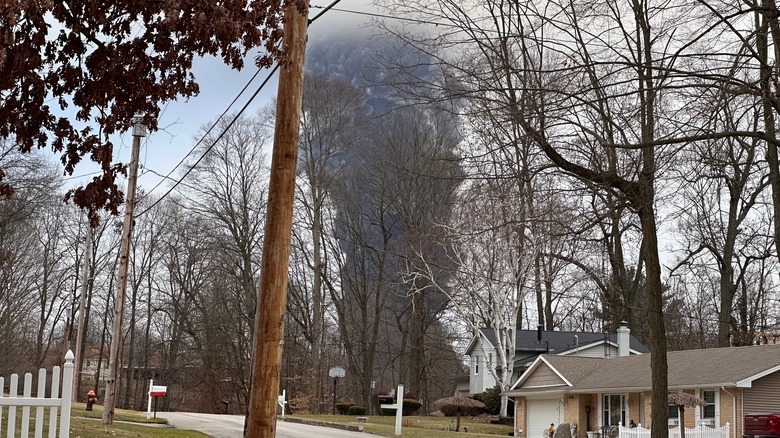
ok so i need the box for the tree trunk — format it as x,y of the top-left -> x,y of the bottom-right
309,186 -> 324,412
407,283 -> 426,397
123,284 -> 137,409
758,0 -> 780,270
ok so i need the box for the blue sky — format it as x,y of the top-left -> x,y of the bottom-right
68,0 -> 379,200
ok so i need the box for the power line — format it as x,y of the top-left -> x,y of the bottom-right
309,0 -> 344,23
135,63 -> 279,218
140,66 -> 268,201
309,4 -> 457,28
63,171 -> 102,181
135,0 -> 344,217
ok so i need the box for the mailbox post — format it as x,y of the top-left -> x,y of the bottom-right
380,384 -> 404,436
277,389 -> 287,417
146,379 -> 167,419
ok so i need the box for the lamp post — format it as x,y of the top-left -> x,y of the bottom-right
586,405 -> 591,431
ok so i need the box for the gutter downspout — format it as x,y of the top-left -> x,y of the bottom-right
721,386 -> 737,438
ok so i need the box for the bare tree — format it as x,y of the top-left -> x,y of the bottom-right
379,1 -> 701,434
290,74 -> 365,412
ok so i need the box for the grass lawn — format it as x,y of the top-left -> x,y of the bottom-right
69,403 -> 211,437
0,402 -> 209,437
286,414 -> 514,438
71,402 -> 168,424
70,418 -> 210,437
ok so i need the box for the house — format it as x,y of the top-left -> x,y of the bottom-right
505,343 -> 780,438
80,345 -> 109,381
463,323 -> 649,395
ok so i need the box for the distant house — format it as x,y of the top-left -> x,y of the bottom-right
461,322 -> 649,396
80,345 -> 109,381
505,343 -> 780,438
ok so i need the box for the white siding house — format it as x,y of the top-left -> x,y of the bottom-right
464,322 -> 648,396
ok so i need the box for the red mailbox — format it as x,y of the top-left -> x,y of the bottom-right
150,385 -> 167,397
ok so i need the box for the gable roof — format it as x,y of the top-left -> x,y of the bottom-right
506,343 -> 780,395
467,328 -> 650,356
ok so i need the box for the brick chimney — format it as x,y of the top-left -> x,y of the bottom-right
617,321 -> 630,357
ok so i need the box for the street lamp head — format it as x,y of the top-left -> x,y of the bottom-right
132,113 -> 147,138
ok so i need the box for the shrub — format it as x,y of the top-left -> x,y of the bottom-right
439,403 -> 483,417
473,385 -> 501,415
347,406 -> 367,415
335,402 -> 356,415
402,398 -> 422,416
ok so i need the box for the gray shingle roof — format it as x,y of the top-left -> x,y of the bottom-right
509,343 -> 780,394
476,328 -> 650,355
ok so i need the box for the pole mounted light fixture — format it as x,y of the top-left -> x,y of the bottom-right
132,113 -> 147,137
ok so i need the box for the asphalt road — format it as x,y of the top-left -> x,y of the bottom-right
161,412 -> 375,438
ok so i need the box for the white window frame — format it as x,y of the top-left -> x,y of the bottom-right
697,389 -> 718,426
601,394 -> 627,428
668,404 -> 680,426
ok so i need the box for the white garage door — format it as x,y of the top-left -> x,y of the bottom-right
527,398 -> 562,438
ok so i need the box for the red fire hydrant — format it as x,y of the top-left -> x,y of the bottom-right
86,389 -> 98,411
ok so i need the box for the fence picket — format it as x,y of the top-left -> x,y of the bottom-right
49,365 -> 61,438
620,422 -> 730,438
0,376 -> 4,435
59,350 -> 74,437
21,373 -> 32,437
9,373 -> 18,438
36,368 -> 46,438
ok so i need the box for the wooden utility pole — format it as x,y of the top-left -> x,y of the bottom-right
245,2 -> 308,436
73,223 -> 92,401
102,113 -> 146,424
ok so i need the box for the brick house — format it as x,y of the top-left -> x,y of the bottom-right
505,343 -> 780,438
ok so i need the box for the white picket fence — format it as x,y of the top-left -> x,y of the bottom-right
619,422 -> 730,438
0,350 -> 74,438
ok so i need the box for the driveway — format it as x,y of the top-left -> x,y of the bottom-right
161,412 -> 244,438
161,412 -> 376,438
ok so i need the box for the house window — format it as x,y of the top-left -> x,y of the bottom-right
603,395 -> 626,427
668,405 -> 680,426
474,357 -> 479,375
701,390 -> 716,424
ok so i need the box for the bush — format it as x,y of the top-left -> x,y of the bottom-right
347,406 -> 367,415
335,402 -> 356,415
402,398 -> 422,416
439,403 -> 483,417
472,385 -> 501,415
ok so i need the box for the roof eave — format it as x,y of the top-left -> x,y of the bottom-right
736,363 -> 780,388
465,330 -> 496,356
